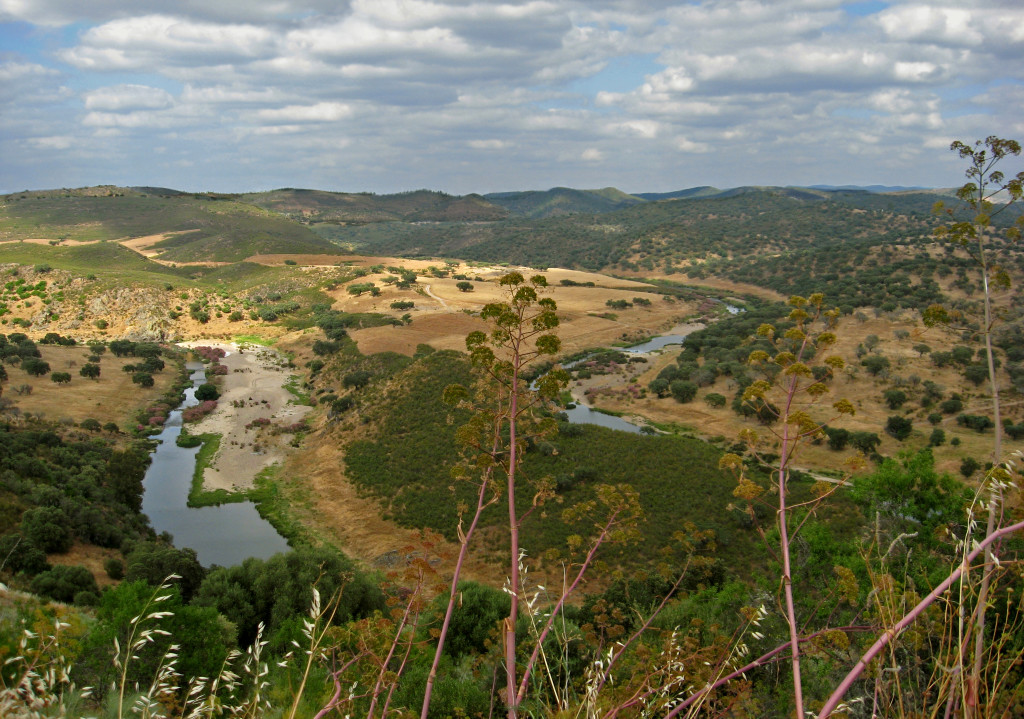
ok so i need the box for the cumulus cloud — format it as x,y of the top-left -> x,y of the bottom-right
1,0 -> 1021,194
257,101 -> 352,123
84,84 -> 174,111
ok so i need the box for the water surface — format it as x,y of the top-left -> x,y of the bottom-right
141,362 -> 290,567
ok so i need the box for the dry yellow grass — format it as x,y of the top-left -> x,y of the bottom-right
5,345 -> 179,428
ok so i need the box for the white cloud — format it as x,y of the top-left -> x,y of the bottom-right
84,84 -> 174,111
257,102 -> 353,123
0,61 -> 58,82
61,15 -> 277,69
468,139 -> 510,149
1,0 -> 1021,194
27,135 -> 74,150
674,137 -> 710,153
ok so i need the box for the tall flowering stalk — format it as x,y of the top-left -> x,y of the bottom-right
929,136 -> 1023,715
719,294 -> 853,716
432,271 -> 567,718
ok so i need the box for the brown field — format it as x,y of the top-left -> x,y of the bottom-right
4,345 -> 179,428
325,264 -> 702,357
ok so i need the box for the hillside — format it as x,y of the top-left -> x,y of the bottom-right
483,186 -> 644,218
0,187 -> 342,262
241,188 -> 508,223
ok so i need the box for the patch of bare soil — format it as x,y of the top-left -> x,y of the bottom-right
119,233 -> 180,255
179,342 -> 311,492
10,238 -> 97,247
245,253 -> 356,265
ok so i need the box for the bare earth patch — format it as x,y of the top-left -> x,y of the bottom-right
179,342 -> 312,492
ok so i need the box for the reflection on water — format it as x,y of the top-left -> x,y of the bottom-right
622,335 -> 688,353
141,361 -> 290,567
562,403 -> 645,434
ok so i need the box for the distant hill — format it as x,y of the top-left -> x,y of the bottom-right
0,187 -> 343,262
633,186 -> 723,201
241,188 -> 508,223
483,187 -> 644,218
809,184 -> 931,193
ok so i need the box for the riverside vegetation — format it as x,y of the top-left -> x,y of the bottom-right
1,138 -> 1024,717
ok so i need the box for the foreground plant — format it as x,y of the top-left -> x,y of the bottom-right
432,271 -> 568,718
718,293 -> 852,716
929,136 -> 1024,716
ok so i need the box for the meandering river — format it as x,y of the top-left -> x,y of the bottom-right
140,361 -> 290,567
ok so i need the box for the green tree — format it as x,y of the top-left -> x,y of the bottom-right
456,281 -> 474,292
885,415 -> 913,441
50,371 -> 71,385
882,389 -> 907,409
195,383 -> 219,401
861,355 -> 890,376
20,506 -> 72,553
669,379 -> 698,403
79,362 -> 100,380
703,392 -> 727,408
22,357 -> 50,376
29,564 -> 98,603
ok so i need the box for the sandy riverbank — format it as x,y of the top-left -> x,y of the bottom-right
178,341 -> 312,492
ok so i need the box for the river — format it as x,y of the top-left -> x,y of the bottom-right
140,361 -> 290,567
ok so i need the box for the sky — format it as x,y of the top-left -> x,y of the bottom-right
1,0 -> 1022,196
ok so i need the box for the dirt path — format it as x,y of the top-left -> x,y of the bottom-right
422,283 -> 452,311
178,341 -> 312,492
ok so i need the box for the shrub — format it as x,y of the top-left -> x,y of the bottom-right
882,389 -> 907,410
885,415 -> 913,441
30,564 -> 98,603
940,398 -> 963,414
703,392 -> 727,408
929,428 -> 946,446
824,427 -> 850,451
0,534 -> 49,575
79,363 -> 100,379
861,355 -> 890,376
343,370 -> 372,390
21,506 -> 73,553
313,339 -> 342,356
104,557 -> 125,580
960,456 -> 981,478
669,380 -> 698,403
195,383 -> 220,401
957,414 -> 994,433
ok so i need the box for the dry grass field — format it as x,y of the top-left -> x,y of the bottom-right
4,345 -> 180,428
